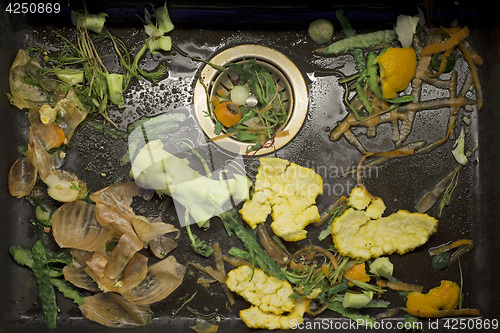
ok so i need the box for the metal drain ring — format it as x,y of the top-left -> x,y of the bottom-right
193,44 -> 308,155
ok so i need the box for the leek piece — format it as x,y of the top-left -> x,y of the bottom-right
369,257 -> 394,279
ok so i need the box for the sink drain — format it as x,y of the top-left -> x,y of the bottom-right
193,44 -> 308,155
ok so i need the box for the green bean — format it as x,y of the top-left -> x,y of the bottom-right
388,95 -> 415,104
335,9 -> 366,71
32,240 -> 58,329
355,72 -> 373,114
321,30 -> 397,55
219,209 -> 287,280
366,52 -> 385,100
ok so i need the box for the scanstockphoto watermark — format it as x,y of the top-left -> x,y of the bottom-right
290,318 -> 423,331
291,318 -> 499,331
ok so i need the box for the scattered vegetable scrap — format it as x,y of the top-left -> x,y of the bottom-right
405,280 -> 480,318
130,139 -> 251,225
308,18 -> 334,45
239,157 -> 323,241
207,58 -> 290,153
331,186 -> 438,261
4,2 -> 486,331
376,47 -> 417,99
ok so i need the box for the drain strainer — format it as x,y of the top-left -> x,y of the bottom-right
193,44 -> 308,155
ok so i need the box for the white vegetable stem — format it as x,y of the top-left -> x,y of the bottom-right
395,15 -> 420,48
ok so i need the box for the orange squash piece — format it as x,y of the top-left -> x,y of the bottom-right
405,280 -> 460,317
344,262 -> 370,286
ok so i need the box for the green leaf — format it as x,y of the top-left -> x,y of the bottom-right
328,300 -> 377,326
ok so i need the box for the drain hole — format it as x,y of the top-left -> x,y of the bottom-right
209,58 -> 294,128
193,44 -> 308,156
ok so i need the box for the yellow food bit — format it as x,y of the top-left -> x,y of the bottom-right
239,157 -> 323,241
226,265 -> 308,330
406,280 -> 460,316
226,265 -> 295,315
239,298 -> 309,330
39,104 -> 57,124
331,186 -> 438,261
347,186 -> 373,210
376,47 -> 417,99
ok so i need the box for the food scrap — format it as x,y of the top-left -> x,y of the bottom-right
4,3 -> 486,331
53,182 -> 186,327
226,265 -> 308,330
376,47 -> 417,99
405,280 -> 480,318
331,186 -> 438,260
239,157 -> 323,241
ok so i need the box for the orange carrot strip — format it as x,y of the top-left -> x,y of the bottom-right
428,239 -> 474,256
322,264 -> 331,282
421,26 -> 469,56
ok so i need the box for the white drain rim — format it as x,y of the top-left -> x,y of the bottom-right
193,44 -> 308,156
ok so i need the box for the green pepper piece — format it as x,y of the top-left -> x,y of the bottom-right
51,278 -> 84,307
32,240 -> 58,329
9,245 -> 34,268
431,52 -> 456,73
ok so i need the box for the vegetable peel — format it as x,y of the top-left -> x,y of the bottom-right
131,139 -> 251,225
